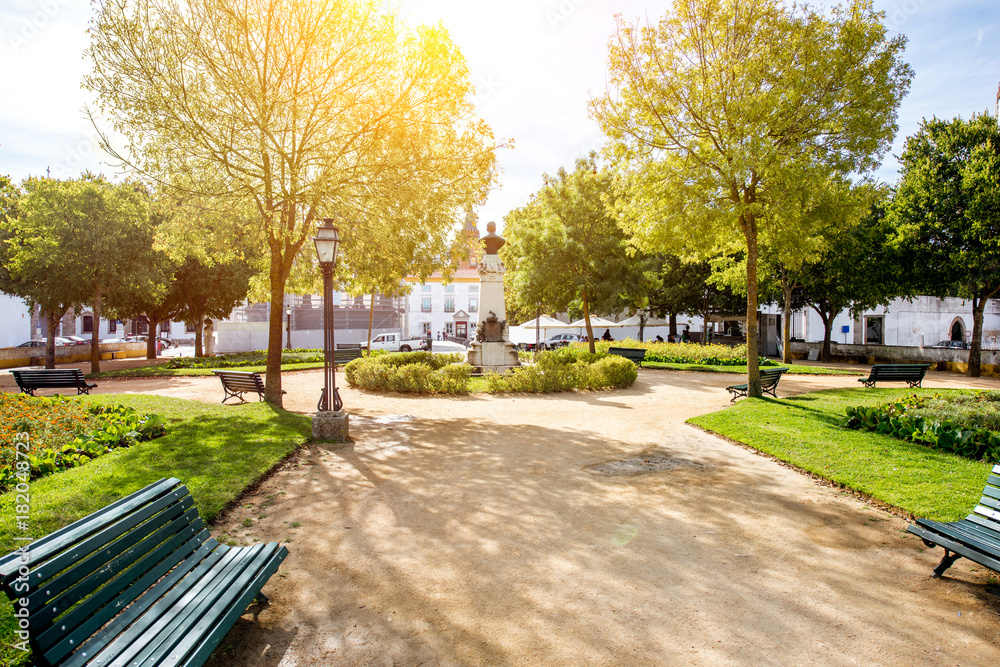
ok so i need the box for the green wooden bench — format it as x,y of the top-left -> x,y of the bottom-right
608,347 -> 646,367
906,464 -> 1000,578
212,370 -> 269,404
333,348 -> 363,365
0,478 -> 288,667
12,369 -> 97,396
726,367 -> 787,403
858,363 -> 930,388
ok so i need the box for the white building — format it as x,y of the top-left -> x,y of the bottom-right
403,267 -> 480,341
0,294 -> 31,348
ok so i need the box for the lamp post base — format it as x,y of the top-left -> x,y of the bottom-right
312,410 -> 349,443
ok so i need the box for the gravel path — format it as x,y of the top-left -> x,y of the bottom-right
7,366 -> 1000,665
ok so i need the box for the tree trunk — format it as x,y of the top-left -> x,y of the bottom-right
90,293 -> 102,373
582,288 -> 595,354
264,252 -> 290,406
669,313 -> 677,338
781,274 -> 794,365
145,317 -> 159,359
367,293 -> 375,352
812,306 -> 840,363
193,312 -> 204,358
45,310 -> 60,369
535,305 -> 541,355
969,296 -> 985,377
744,218 -> 761,397
702,310 -> 710,346
638,312 -> 646,342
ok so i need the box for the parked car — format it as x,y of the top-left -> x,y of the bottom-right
16,338 -> 73,347
62,335 -> 90,345
930,340 -> 968,349
540,333 -> 587,350
360,332 -> 428,353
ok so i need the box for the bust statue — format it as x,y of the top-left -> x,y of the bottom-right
482,221 -> 505,255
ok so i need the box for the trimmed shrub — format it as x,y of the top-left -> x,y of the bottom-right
345,353 -> 470,394
572,339 -> 773,366
583,356 -> 639,389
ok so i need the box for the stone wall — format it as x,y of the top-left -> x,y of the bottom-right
0,342 -> 146,369
790,341 -> 1000,376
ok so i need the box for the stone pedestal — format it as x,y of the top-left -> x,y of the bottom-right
467,340 -> 521,374
312,410 -> 349,443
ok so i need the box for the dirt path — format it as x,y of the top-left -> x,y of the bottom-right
11,368 -> 1000,664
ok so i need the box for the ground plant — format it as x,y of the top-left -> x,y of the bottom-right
0,393 -> 165,492
845,392 -> 1000,463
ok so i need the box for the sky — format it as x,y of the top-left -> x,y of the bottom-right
0,0 -> 998,230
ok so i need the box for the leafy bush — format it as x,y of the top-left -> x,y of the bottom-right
583,355 -> 639,388
0,394 -> 166,491
345,352 -> 470,394
844,392 -> 1000,462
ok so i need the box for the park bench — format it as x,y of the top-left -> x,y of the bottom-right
906,464 -> 1000,578
726,367 -> 788,403
213,370 -> 269,404
12,369 -> 97,396
608,347 -> 647,367
0,477 -> 288,667
858,363 -> 930,388
333,348 -> 363,364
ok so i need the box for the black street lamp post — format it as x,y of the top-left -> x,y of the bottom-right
285,307 -> 292,350
314,219 -> 342,413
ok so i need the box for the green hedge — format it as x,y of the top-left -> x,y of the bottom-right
575,339 -> 772,366
844,393 -> 1000,462
345,349 -> 638,394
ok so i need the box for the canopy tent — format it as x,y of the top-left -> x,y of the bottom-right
568,316 -> 627,329
618,314 -> 669,327
518,315 -> 570,329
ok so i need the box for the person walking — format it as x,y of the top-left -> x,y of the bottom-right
680,327 -> 690,343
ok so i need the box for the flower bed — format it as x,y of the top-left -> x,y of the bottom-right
0,393 -> 166,491
166,347 -> 386,369
574,339 -> 773,366
844,391 -> 1000,462
345,348 -> 637,394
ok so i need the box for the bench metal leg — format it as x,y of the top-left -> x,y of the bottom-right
221,389 -> 248,405
248,591 -> 270,621
932,550 -> 962,578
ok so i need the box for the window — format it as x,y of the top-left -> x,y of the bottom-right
445,323 -> 454,335
421,298 -> 432,312
469,298 -> 478,313
421,284 -> 431,292
186,321 -> 196,333
445,284 -> 455,292
108,320 -> 117,333
444,298 -> 455,313
82,315 -> 94,333
865,316 -> 884,344
422,322 -> 432,335
469,285 -> 479,293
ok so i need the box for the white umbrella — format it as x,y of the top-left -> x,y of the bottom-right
619,314 -> 669,327
569,316 -> 626,329
518,315 -> 570,329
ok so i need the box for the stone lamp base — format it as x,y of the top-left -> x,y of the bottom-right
312,410 -> 349,443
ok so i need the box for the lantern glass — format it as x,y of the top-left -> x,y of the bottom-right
313,220 -> 340,266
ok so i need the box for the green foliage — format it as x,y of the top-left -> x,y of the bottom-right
344,352 -> 470,394
844,393 -> 1000,462
577,340 -> 773,366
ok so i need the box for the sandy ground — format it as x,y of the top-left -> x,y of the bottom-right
5,364 -> 1000,665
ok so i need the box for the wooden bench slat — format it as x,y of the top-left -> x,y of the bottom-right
0,479 -> 182,582
906,523 -> 1000,575
11,368 -> 97,396
111,545 -> 258,666
859,364 -> 930,388
52,536 -> 214,667
726,368 -> 787,403
156,544 -> 286,666
607,347 -> 646,367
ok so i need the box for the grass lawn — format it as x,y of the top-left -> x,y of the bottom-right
688,387 -> 994,522
0,395 -> 311,666
643,362 -> 860,376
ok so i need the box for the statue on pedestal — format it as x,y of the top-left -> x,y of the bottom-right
466,222 -> 521,373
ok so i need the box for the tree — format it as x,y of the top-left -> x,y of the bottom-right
1,176 -> 156,371
797,204 -> 902,361
85,0 -> 499,405
591,0 -> 911,396
888,114 -> 1000,377
502,155 -> 646,353
174,257 -> 254,357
